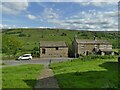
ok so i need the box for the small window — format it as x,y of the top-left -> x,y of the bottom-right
42,49 -> 46,54
56,47 -> 59,50
81,44 -> 84,48
104,45 -> 107,48
94,44 -> 98,48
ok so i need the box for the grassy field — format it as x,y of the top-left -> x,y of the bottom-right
50,56 -> 118,88
2,64 -> 43,89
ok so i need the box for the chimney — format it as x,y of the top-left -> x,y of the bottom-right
74,35 -> 77,40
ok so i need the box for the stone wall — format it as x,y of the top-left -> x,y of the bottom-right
40,47 -> 68,58
78,44 -> 95,55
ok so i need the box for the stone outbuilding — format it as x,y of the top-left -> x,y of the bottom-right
40,41 -> 68,58
72,38 -> 114,57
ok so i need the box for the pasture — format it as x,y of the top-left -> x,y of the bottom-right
2,64 -> 43,89
50,56 -> 118,88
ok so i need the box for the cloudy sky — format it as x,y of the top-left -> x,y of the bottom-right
0,0 -> 119,31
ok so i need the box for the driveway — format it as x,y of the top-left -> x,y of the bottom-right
2,58 -> 75,66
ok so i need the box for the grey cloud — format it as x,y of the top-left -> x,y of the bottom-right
1,2 -> 28,15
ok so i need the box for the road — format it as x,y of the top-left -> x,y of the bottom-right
2,58 -> 75,67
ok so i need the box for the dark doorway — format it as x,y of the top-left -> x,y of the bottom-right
42,48 -> 46,54
56,47 -> 59,50
86,51 -> 89,55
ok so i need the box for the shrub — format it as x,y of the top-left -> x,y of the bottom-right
79,55 -> 116,61
31,46 -> 40,57
75,71 -> 82,76
28,34 -> 31,37
34,47 -> 39,51
61,33 -> 67,36
19,33 -> 26,37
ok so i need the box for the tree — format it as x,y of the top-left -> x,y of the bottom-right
61,32 -> 67,36
2,35 -> 23,55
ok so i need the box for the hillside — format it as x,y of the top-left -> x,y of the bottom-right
1,28 -> 119,57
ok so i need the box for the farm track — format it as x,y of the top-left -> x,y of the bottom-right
35,65 -> 60,89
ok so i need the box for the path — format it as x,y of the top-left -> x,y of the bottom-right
35,65 -> 60,89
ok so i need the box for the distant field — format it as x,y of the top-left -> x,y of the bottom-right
2,64 -> 43,89
51,57 -> 118,88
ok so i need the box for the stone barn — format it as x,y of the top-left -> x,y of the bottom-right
40,41 -> 68,58
72,38 -> 114,57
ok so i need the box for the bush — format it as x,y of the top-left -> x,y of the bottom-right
28,34 -> 31,37
79,55 -> 116,61
75,71 -> 82,76
19,33 -> 26,37
31,47 -> 40,57
34,47 -> 39,51
31,52 -> 39,57
61,33 -> 67,36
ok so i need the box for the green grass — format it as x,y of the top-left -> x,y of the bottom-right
50,57 -> 118,88
2,64 -> 43,89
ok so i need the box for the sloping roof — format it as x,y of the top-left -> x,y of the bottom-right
75,39 -> 110,44
100,49 -> 113,52
40,41 -> 67,47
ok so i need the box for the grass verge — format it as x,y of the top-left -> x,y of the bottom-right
2,64 -> 43,89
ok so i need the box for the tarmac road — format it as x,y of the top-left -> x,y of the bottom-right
2,58 -> 75,66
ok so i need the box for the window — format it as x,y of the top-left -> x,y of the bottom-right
42,49 -> 46,54
23,55 -> 29,57
104,45 -> 107,48
94,44 -> 98,48
56,47 -> 59,50
81,44 -> 84,48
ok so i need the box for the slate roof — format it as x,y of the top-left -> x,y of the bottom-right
40,41 -> 67,47
75,39 -> 110,44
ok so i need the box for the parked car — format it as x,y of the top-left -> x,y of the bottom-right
17,54 -> 32,60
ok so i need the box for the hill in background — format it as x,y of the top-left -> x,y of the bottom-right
1,28 -> 119,57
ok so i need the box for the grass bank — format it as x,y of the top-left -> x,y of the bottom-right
50,57 -> 118,88
2,64 -> 43,89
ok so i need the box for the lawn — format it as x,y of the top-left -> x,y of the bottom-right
2,64 -> 43,89
50,56 -> 118,88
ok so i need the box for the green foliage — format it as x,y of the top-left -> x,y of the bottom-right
2,35 -> 23,55
28,34 -> 31,37
61,32 -> 67,36
80,55 -> 117,61
5,31 -> 22,34
31,47 -> 40,57
18,33 -> 27,37
51,57 -> 118,88
2,64 -> 43,88
33,47 -> 39,51
2,63 -> 6,65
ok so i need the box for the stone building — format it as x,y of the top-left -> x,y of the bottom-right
40,41 -> 68,58
72,38 -> 114,57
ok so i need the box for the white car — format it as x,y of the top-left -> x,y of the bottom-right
18,54 -> 32,60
